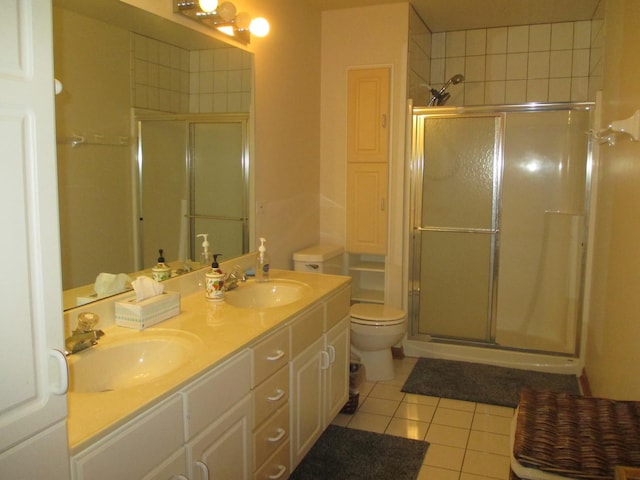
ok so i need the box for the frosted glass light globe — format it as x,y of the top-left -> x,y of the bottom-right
249,17 -> 270,37
198,0 -> 218,13
235,12 -> 251,30
217,1 -> 236,22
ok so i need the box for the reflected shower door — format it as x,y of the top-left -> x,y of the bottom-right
413,115 -> 501,342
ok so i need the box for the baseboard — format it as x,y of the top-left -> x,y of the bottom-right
579,368 -> 592,396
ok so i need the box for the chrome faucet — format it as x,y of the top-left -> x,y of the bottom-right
65,312 -> 104,356
224,265 -> 247,291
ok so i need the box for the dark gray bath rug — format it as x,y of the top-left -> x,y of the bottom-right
402,357 -> 581,408
289,425 -> 429,480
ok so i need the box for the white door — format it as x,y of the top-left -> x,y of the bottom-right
0,0 -> 69,477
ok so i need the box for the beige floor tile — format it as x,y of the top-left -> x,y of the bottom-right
347,411 -> 391,434
467,430 -> 510,456
358,381 -> 375,398
462,450 -> 511,480
432,407 -> 474,429
369,382 -> 405,401
471,412 -> 512,435
426,423 -> 470,449
385,417 -> 429,440
475,403 -> 515,418
417,465 -> 460,480
330,413 -> 351,427
395,401 -> 437,422
439,397 -> 477,412
404,393 -> 440,406
422,443 -> 465,471
359,396 -> 400,416
460,473 -> 503,480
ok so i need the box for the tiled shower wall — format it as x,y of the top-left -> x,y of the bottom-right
131,33 -> 252,114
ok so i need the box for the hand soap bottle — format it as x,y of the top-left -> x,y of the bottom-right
197,233 -> 212,266
255,238 -> 270,283
152,249 -> 171,281
205,254 -> 225,301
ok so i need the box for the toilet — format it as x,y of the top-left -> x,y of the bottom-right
292,244 -> 407,382
350,303 -> 407,382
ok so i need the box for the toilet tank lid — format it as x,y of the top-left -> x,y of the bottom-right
293,244 -> 344,262
350,303 -> 406,321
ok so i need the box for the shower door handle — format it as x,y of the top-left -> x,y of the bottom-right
416,226 -> 498,234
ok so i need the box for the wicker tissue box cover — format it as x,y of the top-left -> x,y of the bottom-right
513,388 -> 640,480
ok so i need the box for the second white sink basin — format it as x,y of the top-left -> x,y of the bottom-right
225,279 -> 310,309
68,329 -> 202,393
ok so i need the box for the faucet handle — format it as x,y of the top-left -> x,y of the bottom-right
77,311 -> 99,332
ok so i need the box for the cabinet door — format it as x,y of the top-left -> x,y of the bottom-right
347,163 -> 388,254
289,336 -> 324,470
347,67 -> 390,163
324,316 -> 351,427
0,1 -> 69,477
188,394 -> 253,480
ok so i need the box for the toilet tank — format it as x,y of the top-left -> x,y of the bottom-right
293,244 -> 344,275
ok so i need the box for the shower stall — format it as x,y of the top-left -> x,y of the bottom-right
406,103 -> 594,373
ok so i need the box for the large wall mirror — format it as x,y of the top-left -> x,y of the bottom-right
53,0 -> 253,310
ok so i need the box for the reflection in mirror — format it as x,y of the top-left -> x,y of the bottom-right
53,0 -> 253,310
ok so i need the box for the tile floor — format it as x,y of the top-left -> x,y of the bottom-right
331,356 -> 514,480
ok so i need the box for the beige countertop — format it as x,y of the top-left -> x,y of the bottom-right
66,269 -> 350,454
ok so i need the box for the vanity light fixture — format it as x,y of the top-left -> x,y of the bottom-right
174,0 -> 270,44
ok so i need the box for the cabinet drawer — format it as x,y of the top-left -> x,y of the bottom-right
253,404 -> 289,469
254,365 -> 289,427
290,303 -> 324,357
252,327 -> 289,387
325,285 -> 351,331
254,440 -> 290,480
183,350 -> 252,440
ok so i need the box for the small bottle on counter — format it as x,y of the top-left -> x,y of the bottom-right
255,237 -> 270,283
152,249 -> 171,282
205,254 -> 225,301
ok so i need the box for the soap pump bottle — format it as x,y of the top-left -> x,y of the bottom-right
196,233 -> 212,266
255,238 -> 270,283
205,254 -> 225,301
152,249 -> 171,281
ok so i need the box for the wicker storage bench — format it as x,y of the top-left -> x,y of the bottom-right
510,388 -> 640,480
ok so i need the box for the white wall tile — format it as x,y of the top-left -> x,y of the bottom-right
465,55 -> 486,82
466,29 -> 487,56
430,58 -> 445,84
147,39 -> 159,64
158,42 -> 171,67
505,80 -> 526,104
199,93 -> 213,112
573,21 -> 591,49
507,25 -> 529,53
526,79 -> 548,102
464,82 -> 485,105
432,32 -> 446,58
159,65 -> 171,89
446,31 -> 466,57
571,77 -> 589,101
213,71 -> 228,92
147,63 -> 159,87
189,51 -> 199,73
527,51 -> 550,79
445,57 -> 465,82
135,85 -> 148,108
551,22 -> 574,50
549,50 -> 573,78
549,78 -> 571,102
487,27 -> 507,54
572,49 -> 590,77
134,59 -> 148,85
506,53 -> 528,80
134,35 -> 147,60
485,54 -> 507,81
485,81 -> 506,105
199,50 -> 214,71
212,93 -> 227,112
199,71 -> 213,93
529,24 -> 551,52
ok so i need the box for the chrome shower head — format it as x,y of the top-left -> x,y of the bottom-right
429,73 -> 465,106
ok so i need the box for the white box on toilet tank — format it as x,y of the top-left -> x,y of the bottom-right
293,244 -> 344,275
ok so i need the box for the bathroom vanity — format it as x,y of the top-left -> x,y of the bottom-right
65,268 -> 351,480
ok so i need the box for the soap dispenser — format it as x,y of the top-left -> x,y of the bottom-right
255,238 -> 270,283
152,249 -> 171,282
205,254 -> 225,301
197,233 -> 212,266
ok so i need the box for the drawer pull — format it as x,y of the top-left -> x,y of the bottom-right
195,461 -> 209,479
266,350 -> 285,362
267,389 -> 286,402
268,465 -> 287,480
267,428 -> 286,443
321,350 -> 330,370
327,344 -> 336,363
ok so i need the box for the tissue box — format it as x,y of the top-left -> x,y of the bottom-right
115,291 -> 180,330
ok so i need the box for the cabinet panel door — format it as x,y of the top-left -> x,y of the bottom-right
188,394 -> 253,480
324,316 -> 351,427
347,67 -> 390,163
289,336 -> 324,470
347,163 -> 388,254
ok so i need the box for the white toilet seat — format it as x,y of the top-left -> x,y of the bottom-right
350,303 -> 407,326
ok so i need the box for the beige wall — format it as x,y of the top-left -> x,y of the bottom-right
320,4 -> 409,308
584,0 -> 640,399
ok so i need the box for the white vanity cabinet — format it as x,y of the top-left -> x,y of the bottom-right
290,286 -> 351,470
70,394 -> 185,480
184,350 -> 253,480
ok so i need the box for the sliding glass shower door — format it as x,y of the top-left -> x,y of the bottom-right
410,105 -> 592,356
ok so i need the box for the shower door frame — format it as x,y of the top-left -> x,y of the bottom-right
408,102 -> 595,357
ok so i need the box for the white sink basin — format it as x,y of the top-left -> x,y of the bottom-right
68,329 -> 202,393
224,279 -> 310,309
